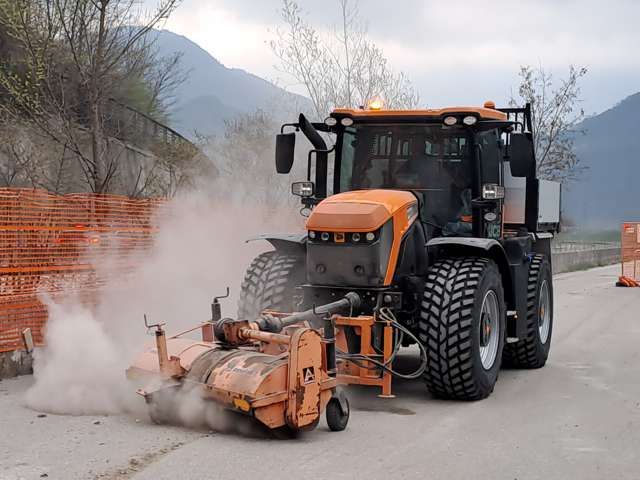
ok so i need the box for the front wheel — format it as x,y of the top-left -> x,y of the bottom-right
419,257 -> 506,400
238,250 -> 305,320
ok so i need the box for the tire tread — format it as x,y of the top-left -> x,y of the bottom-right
237,251 -> 303,320
502,254 -> 551,368
419,257 -> 499,400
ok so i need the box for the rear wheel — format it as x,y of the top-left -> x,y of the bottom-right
419,257 -> 506,400
503,254 -> 553,368
238,250 -> 305,320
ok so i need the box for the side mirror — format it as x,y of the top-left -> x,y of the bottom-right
275,133 -> 296,174
508,133 -> 536,178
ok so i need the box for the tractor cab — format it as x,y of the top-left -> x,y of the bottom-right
276,101 -> 545,243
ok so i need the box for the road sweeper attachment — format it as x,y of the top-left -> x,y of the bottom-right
126,293 -> 360,435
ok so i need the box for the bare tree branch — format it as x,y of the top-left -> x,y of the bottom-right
0,0 -> 189,194
510,64 -> 588,183
270,0 -> 419,120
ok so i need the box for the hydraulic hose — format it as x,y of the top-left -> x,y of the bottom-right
336,307 -> 428,380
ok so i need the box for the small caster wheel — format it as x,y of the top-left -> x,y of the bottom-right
326,394 -> 349,431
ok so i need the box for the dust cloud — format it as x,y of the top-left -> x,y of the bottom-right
25,189 -> 305,420
25,298 -> 135,415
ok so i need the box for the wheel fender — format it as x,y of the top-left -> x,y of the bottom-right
246,233 -> 307,255
427,237 -> 514,310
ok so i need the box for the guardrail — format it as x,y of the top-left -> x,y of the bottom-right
105,99 -> 191,146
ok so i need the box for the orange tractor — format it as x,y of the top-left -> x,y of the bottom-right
127,102 -> 560,435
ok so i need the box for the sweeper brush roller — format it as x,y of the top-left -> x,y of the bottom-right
126,293 -> 360,434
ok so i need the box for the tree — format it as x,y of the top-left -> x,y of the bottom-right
0,121 -> 76,192
129,136 -> 212,198
0,0 -> 185,194
270,0 -> 419,120
205,109 -> 304,216
510,64 -> 588,183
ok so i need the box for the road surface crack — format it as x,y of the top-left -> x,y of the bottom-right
93,441 -> 187,479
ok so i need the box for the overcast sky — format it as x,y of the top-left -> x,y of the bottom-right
160,0 -> 640,116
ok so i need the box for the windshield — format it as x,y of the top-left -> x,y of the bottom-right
338,124 -> 474,227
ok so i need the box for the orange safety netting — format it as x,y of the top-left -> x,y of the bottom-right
620,222 -> 640,285
0,188 -> 167,352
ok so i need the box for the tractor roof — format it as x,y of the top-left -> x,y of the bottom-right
331,103 -> 507,122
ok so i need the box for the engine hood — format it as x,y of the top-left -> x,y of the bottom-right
306,189 -> 417,233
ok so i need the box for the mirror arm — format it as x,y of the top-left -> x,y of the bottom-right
307,145 -> 336,175
280,123 -> 299,134
306,144 -> 336,192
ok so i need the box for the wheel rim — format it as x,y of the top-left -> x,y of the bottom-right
479,290 -> 500,370
538,280 -> 551,344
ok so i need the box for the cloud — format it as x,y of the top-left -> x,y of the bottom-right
160,0 -> 640,114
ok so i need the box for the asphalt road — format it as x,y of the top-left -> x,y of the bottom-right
1,264 -> 639,480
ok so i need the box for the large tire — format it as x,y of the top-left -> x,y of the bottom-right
503,254 -> 553,368
237,250 -> 305,320
419,257 -> 506,400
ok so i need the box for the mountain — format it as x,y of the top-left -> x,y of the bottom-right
151,30 -> 310,138
562,92 -> 640,229
148,28 -> 636,229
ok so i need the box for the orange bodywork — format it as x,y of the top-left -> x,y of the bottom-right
306,189 -> 415,232
306,189 -> 418,286
334,315 -> 394,397
332,106 -> 507,121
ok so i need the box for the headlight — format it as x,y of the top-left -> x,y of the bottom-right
482,184 -> 505,200
443,116 -> 457,126
351,232 -> 361,242
321,232 -> 330,241
340,117 -> 354,127
365,232 -> 375,241
462,115 -> 477,125
291,181 -> 314,197
324,117 -> 337,126
308,231 -> 316,239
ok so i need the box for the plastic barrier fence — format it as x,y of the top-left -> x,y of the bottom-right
0,189 -> 166,352
621,222 -> 640,282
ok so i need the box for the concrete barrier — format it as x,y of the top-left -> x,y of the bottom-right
552,247 -> 620,274
0,349 -> 33,378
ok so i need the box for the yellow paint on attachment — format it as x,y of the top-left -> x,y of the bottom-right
233,397 -> 251,412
